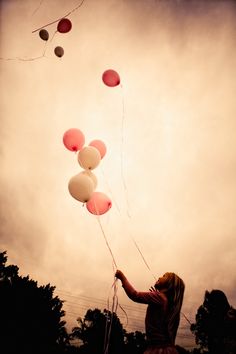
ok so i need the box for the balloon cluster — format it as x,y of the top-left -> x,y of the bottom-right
63,128 -> 112,215
38,18 -> 72,58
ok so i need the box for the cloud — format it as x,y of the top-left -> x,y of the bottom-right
0,0 -> 236,345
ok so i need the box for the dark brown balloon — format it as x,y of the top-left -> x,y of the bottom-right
39,29 -> 49,41
54,46 -> 64,58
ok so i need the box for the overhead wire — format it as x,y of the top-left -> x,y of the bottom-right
32,0 -> 86,33
56,289 -> 194,337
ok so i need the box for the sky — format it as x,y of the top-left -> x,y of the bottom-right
0,0 -> 236,349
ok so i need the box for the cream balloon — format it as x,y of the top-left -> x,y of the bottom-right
78,146 -> 101,170
80,170 -> 98,189
68,173 -> 94,203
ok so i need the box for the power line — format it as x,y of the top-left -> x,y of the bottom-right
58,289 -> 194,324
57,289 -> 147,313
56,287 -> 195,341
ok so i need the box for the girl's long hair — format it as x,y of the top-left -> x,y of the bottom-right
163,272 -> 185,344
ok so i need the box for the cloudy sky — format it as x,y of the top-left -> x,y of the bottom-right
1,0 -> 236,348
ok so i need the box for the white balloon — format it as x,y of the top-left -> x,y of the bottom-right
80,170 -> 98,189
78,146 -> 101,170
68,173 -> 94,203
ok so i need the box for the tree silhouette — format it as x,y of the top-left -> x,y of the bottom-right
124,330 -> 147,354
0,251 -> 73,354
5,250 -> 225,354
191,289 -> 236,354
70,308 -> 126,354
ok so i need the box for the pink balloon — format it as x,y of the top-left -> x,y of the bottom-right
63,128 -> 85,152
57,18 -> 72,33
89,140 -> 107,159
86,192 -> 112,215
102,69 -> 120,87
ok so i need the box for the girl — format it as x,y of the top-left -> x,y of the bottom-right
115,270 -> 185,354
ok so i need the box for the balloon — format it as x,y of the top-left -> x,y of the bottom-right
80,170 -> 98,189
89,140 -> 107,159
57,18 -> 72,33
102,69 -> 120,87
78,146 -> 101,170
54,46 -> 64,57
39,29 -> 49,41
63,128 -> 85,152
86,192 -> 112,215
68,173 -> 94,203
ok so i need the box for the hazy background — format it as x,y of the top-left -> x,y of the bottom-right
1,0 -> 236,349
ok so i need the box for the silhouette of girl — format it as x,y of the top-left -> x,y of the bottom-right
115,270 -> 185,354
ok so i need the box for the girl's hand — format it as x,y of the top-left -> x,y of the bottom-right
149,286 -> 156,292
115,270 -> 125,280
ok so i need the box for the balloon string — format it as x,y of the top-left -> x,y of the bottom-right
32,0 -> 86,33
0,39 -> 48,62
130,235 -> 157,281
96,216 -> 118,269
94,197 -> 117,270
118,303 -> 129,328
94,202 -> 118,354
49,30 -> 57,44
104,278 -> 118,354
93,202 -> 119,354
100,165 -> 121,214
31,0 -> 44,17
0,55 -> 46,62
91,189 -> 119,353
120,84 -> 131,219
119,84 -> 156,281
42,40 -> 48,55
102,161 -> 157,282
104,279 -> 128,354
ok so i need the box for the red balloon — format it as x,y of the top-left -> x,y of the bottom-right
86,192 -> 112,215
57,18 -> 72,33
102,69 -> 120,87
63,128 -> 85,152
89,139 -> 107,159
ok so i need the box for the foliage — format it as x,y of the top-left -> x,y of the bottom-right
124,330 -> 147,354
0,251 -> 148,354
191,289 -> 236,354
70,308 -> 126,354
5,250 -> 236,354
70,308 -> 148,354
189,349 -> 208,354
0,251 -> 71,354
